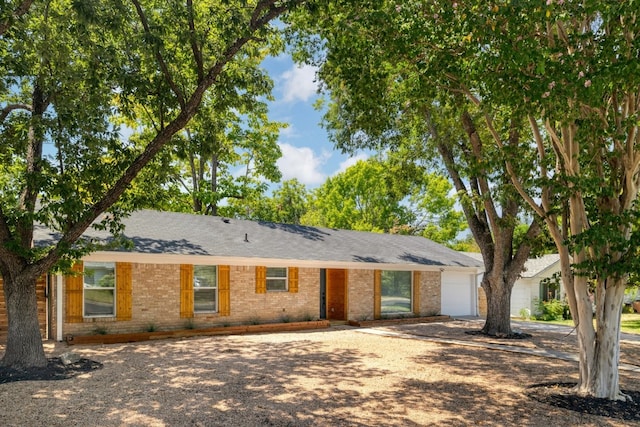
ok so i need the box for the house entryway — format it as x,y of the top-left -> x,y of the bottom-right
322,268 -> 347,321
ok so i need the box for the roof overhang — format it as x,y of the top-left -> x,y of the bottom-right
84,251 -> 481,274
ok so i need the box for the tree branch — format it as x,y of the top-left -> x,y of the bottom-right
131,0 -> 186,109
0,103 -> 32,123
0,0 -> 34,36
186,0 -> 204,81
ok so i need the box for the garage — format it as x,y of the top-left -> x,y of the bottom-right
440,271 -> 477,316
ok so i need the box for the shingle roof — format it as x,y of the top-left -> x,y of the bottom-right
40,210 -> 482,269
460,252 -> 559,277
521,254 -> 560,278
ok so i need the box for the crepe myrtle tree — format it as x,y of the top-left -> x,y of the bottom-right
0,0 -> 308,369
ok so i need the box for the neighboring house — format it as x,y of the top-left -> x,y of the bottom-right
464,252 -> 562,317
0,210 -> 482,342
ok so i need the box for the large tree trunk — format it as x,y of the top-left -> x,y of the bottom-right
1,272 -> 46,368
481,275 -> 513,336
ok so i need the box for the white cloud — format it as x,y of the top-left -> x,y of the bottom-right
335,153 -> 370,174
280,65 -> 319,104
277,143 -> 328,185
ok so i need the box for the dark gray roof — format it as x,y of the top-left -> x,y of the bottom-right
38,210 -> 482,268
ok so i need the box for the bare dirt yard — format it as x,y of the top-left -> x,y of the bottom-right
1,320 -> 639,427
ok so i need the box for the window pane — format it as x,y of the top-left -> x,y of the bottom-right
194,265 -> 217,288
84,262 -> 115,288
194,289 -> 217,312
266,278 -> 287,291
85,289 -> 115,316
381,271 -> 412,314
266,267 -> 287,278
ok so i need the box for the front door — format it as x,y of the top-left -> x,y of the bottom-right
326,269 -> 347,320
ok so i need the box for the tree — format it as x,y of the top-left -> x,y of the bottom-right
301,156 -> 465,241
170,98 -> 284,216
301,157 -> 413,232
291,3 -> 541,336
296,1 -> 640,400
229,178 -> 310,224
0,0 -> 307,369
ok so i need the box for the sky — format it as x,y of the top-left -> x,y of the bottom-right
261,54 -> 369,189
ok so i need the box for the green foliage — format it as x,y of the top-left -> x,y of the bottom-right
184,319 -> 195,330
0,0 -> 301,274
0,0 -> 306,368
280,314 -> 291,323
518,308 -> 531,320
302,157 -> 413,232
228,179 -> 310,224
92,325 -> 108,335
533,299 -> 566,322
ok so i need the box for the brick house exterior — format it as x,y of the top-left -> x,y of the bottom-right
2,210 -> 480,343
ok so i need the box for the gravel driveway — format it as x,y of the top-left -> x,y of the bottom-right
1,320 -> 638,426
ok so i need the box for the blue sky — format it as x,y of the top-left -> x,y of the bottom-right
262,54 -> 369,189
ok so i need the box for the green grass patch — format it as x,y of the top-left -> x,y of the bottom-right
525,313 -> 640,335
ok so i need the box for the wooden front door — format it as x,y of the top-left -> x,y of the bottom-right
326,269 -> 347,320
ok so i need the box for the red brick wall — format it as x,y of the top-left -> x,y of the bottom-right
0,275 -> 48,343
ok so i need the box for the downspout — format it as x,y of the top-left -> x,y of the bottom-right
56,273 -> 63,341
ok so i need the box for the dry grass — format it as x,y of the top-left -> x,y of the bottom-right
0,320 -> 639,426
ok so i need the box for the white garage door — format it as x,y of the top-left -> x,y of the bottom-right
441,271 -> 476,316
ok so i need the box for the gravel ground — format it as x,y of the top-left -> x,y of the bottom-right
1,320 -> 639,427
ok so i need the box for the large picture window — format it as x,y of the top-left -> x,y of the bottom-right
381,271 -> 412,314
266,267 -> 288,291
194,265 -> 217,312
84,262 -> 116,317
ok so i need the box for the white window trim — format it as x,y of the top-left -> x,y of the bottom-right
266,267 -> 288,292
83,261 -> 116,318
194,265 -> 218,313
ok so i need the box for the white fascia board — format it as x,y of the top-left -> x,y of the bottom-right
83,251 -> 480,273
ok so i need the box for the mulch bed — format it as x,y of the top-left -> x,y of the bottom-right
527,383 -> 640,422
0,357 -> 103,384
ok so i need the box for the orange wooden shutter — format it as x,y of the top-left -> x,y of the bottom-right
255,266 -> 266,293
373,270 -> 381,320
65,262 -> 84,323
180,264 -> 194,318
218,265 -> 231,316
288,267 -> 299,293
413,271 -> 421,316
116,262 -> 133,320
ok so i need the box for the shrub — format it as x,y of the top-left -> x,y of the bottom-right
519,308 -> 531,320
534,298 -> 565,321
93,325 -> 108,335
622,304 -> 635,314
280,315 -> 291,323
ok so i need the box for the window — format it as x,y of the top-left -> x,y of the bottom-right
381,270 -> 412,314
266,267 -> 288,291
194,265 -> 217,313
84,262 -> 116,317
